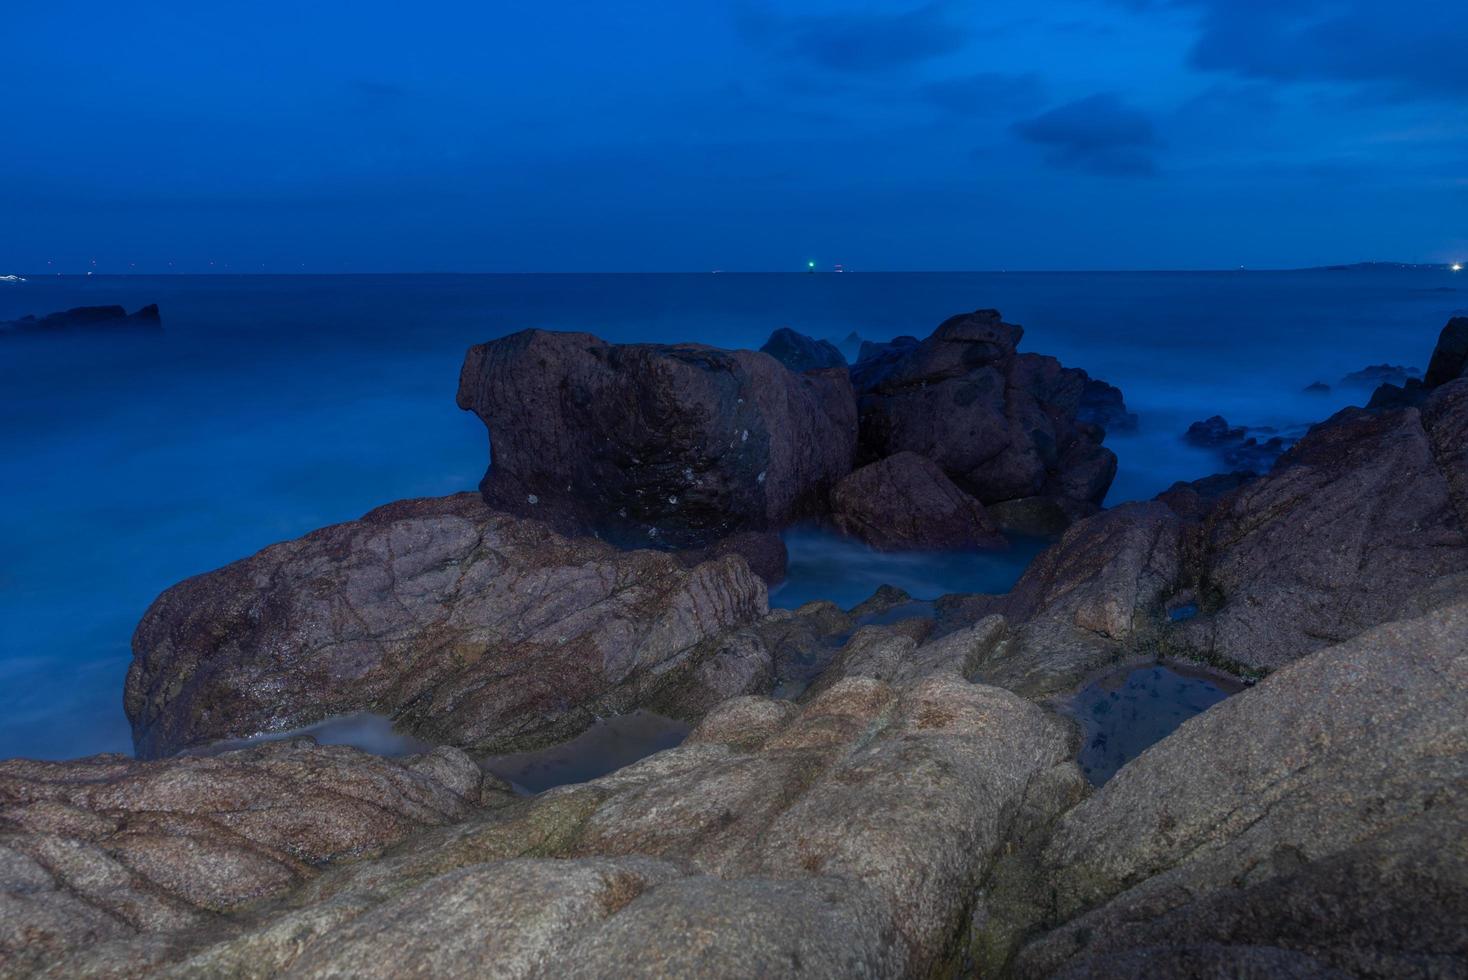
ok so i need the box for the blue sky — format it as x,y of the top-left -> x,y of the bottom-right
3,0 -> 1464,271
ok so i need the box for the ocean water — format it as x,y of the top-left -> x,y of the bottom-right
1,269 -> 1462,760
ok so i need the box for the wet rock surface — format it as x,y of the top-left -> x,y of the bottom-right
456,329 -> 857,548
127,493 -> 768,758
851,309 -> 1122,514
829,451 -> 1007,552
1182,415 -> 1294,473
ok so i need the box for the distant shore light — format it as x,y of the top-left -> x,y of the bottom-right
1454,262 -> 1463,272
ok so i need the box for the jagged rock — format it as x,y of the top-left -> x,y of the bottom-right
759,327 -> 846,373
0,739 -> 485,975
852,310 -> 1119,512
1175,399 -> 1468,670
126,494 -> 768,758
1011,602 -> 1468,979
829,451 -> 1007,552
456,329 -> 857,548
0,304 -> 160,334
985,495 -> 1099,538
1153,471 -> 1256,523
1425,315 -> 1468,387
38,676 -> 1075,979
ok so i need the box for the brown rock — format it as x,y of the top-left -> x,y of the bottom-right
127,494 -> 768,758
830,451 -> 1007,551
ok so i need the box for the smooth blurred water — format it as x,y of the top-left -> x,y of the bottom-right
1,269 -> 1461,759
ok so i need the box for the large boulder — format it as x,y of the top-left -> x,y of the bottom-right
759,327 -> 846,373
33,676 -> 1078,979
1010,601 -> 1468,978
456,329 -> 857,549
126,494 -> 768,759
829,451 -> 1006,552
852,309 -> 1120,512
0,739 -> 488,976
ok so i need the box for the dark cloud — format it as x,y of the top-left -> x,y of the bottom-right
1012,94 -> 1159,176
736,1 -> 968,73
1135,0 -> 1467,101
921,72 -> 1048,115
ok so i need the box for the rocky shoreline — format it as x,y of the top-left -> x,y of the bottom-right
3,311 -> 1466,978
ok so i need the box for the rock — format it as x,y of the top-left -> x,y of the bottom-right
985,495 -> 1099,538
1367,377 -> 1428,410
1341,362 -> 1422,387
456,329 -> 857,549
853,334 -> 919,375
1153,471 -> 1256,523
44,676 -> 1074,978
852,310 -> 1119,512
678,529 -> 788,586
1012,601 -> 1468,979
1174,402 -> 1468,671
0,739 -> 483,975
829,451 -> 1007,552
1302,380 -> 1331,394
759,327 -> 846,373
1424,315 -> 1468,387
1077,376 -> 1138,432
1183,415 -> 1293,473
126,494 -> 768,758
0,304 -> 161,334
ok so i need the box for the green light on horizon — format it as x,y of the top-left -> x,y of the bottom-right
808,261 -> 815,269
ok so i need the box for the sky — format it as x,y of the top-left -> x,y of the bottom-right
2,0 -> 1465,272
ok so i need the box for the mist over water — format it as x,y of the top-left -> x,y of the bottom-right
1,269 -> 1461,759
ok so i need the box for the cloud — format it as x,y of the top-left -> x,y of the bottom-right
1012,94 -> 1159,176
736,1 -> 969,73
1132,0 -> 1467,101
921,72 -> 1048,115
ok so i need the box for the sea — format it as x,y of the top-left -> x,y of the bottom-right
1,269 -> 1462,759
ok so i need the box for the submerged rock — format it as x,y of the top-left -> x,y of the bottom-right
127,493 -> 768,758
0,304 -> 160,334
829,451 -> 1006,552
457,329 -> 857,549
759,327 -> 846,373
852,310 -> 1121,513
1012,601 -> 1468,978
1341,362 -> 1421,388
0,739 -> 486,975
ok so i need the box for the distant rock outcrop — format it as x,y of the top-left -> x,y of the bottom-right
1182,415 -> 1293,473
457,329 -> 857,549
0,304 -> 160,334
126,494 -> 769,759
850,310 -> 1122,517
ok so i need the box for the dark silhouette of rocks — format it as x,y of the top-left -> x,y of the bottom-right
759,327 -> 846,372
1183,415 -> 1293,473
851,309 -> 1122,516
457,329 -> 857,549
0,304 -> 160,334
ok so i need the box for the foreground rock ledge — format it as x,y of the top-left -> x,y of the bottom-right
127,494 -> 768,759
19,675 -> 1077,978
